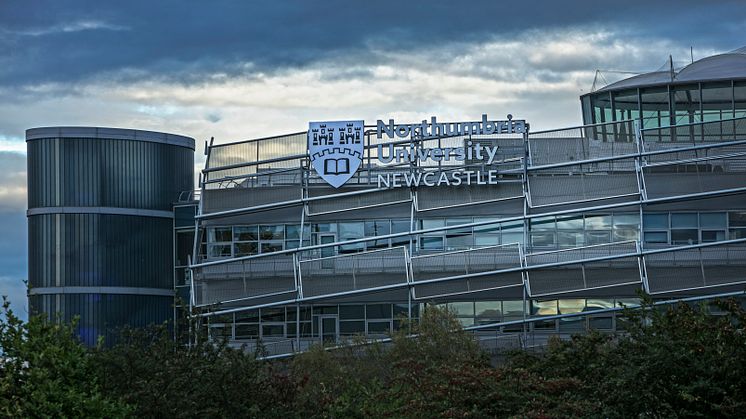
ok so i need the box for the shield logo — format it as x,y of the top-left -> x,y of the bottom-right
308,120 -> 364,188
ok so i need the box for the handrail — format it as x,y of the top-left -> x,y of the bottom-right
209,130 -> 307,148
411,242 -> 520,260
190,186 -> 746,269
252,290 -> 746,361
194,237 -> 746,310
203,116 -> 746,176
526,240 -> 636,257
529,118 -> 637,135
639,115 -> 746,132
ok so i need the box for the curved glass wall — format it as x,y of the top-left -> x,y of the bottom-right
581,80 -> 746,128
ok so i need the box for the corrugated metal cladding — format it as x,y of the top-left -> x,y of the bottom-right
28,214 -> 173,288
26,127 -> 195,346
27,138 -> 193,210
28,294 -> 173,347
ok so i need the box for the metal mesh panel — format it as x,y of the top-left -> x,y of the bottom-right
306,187 -> 411,215
702,243 -> 746,287
192,254 -> 296,306
298,247 -> 408,298
644,142 -> 746,165
208,133 -> 307,169
411,245 -> 523,299
646,243 -> 746,293
208,141 -> 259,170
641,117 -> 746,146
645,250 -> 705,293
475,334 -> 524,353
527,158 -> 639,207
526,242 -> 641,296
201,185 -> 301,214
528,121 -> 637,166
525,265 -> 585,296
412,244 -> 521,281
581,257 -> 641,289
643,154 -> 746,199
238,339 -> 297,357
527,257 -> 641,297
205,133 -> 307,184
413,271 -> 523,300
416,182 -> 523,211
205,158 -> 302,183
526,241 -> 637,266
642,117 -> 746,166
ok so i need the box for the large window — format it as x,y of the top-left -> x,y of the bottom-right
640,87 -> 670,129
729,211 -> 746,239
203,210 -> 746,260
701,82 -> 734,122
643,213 -> 669,245
207,227 -> 232,258
445,218 -> 473,250
671,84 -> 701,126
735,81 -> 746,119
365,220 -> 391,249
338,222 -> 365,253
643,212 -> 731,246
419,219 -> 445,251
613,89 -> 640,122
473,218 -> 501,247
670,213 -> 698,245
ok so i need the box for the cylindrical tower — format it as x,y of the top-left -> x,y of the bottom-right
26,127 -> 194,346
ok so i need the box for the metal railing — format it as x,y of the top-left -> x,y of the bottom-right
190,116 -> 746,313
246,290 -> 746,360
192,238 -> 746,319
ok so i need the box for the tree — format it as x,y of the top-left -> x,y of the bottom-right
91,315 -> 292,418
0,297 -> 131,417
512,296 -> 746,418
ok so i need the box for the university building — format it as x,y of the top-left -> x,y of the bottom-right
28,47 -> 746,351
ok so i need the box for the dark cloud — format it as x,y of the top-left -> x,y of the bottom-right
205,112 -> 222,123
1,0 -> 744,86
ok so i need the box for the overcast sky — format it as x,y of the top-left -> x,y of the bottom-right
1,0 -> 744,318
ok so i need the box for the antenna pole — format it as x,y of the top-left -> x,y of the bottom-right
669,55 -> 674,81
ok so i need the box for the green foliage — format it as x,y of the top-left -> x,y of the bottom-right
286,307 -> 488,417
285,306 -> 594,417
4,296 -> 746,418
91,318 -> 291,418
0,297 -> 131,417
513,297 -> 746,418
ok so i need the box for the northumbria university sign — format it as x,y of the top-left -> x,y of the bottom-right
308,114 -> 527,188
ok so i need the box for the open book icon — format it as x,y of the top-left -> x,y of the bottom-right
324,158 -> 350,175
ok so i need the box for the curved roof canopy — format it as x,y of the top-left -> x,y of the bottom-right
595,46 -> 746,93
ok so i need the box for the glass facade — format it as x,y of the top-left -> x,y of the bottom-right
204,298 -> 654,341
582,80 -> 746,129
208,303 -> 422,341
204,211 -> 739,260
